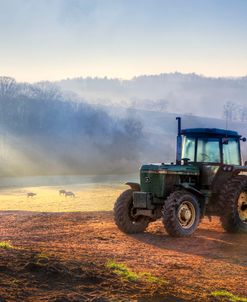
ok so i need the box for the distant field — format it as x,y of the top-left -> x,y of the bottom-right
0,184 -> 126,212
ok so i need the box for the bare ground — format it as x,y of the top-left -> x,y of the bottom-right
0,211 -> 246,302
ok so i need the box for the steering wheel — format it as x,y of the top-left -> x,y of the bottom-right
200,153 -> 210,160
181,158 -> 191,164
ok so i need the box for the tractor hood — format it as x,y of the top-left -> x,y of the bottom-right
140,163 -> 199,198
141,163 -> 199,175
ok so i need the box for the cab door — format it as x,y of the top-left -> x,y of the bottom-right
196,137 -> 221,189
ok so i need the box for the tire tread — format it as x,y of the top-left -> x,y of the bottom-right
162,190 -> 200,237
219,175 -> 247,233
114,189 -> 149,234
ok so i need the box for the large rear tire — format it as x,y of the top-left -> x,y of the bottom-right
162,191 -> 201,237
219,175 -> 247,233
114,189 -> 150,234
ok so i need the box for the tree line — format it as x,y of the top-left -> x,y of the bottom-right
0,76 -> 144,175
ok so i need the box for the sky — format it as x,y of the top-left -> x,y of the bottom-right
0,0 -> 247,82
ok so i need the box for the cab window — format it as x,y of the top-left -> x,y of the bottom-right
223,138 -> 240,165
182,137 -> 196,161
197,138 -> 221,163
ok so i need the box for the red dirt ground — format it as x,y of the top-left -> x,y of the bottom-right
0,211 -> 246,302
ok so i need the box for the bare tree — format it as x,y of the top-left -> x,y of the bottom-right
0,77 -> 17,98
223,101 -> 238,122
29,81 -> 62,100
238,106 -> 247,123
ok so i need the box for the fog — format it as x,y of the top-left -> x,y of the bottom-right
57,73 -> 247,119
0,75 -> 247,177
0,77 -> 144,176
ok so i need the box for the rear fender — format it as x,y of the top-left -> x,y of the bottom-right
212,165 -> 247,194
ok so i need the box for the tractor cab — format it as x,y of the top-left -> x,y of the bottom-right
177,121 -> 245,192
181,128 -> 242,190
181,128 -> 241,166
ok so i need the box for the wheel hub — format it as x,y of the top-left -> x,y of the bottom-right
177,201 -> 196,229
238,192 -> 247,224
180,207 -> 192,221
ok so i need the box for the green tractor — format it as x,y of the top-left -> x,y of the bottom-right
114,117 -> 247,237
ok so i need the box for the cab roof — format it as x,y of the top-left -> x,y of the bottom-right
181,128 -> 241,138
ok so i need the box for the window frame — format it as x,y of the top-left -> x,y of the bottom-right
195,137 -> 222,164
182,136 -> 196,162
222,137 -> 241,166
182,135 -> 241,165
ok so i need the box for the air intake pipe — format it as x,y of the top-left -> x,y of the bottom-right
176,117 -> 182,164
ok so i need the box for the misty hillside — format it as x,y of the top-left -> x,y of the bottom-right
0,75 -> 247,176
56,73 -> 247,119
0,77 -> 144,176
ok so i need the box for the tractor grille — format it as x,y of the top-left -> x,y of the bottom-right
140,171 -> 165,198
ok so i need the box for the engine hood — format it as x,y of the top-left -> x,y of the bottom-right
141,163 -> 199,176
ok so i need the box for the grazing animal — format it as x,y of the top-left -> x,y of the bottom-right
59,189 -> 66,195
27,192 -> 37,198
65,191 -> 75,198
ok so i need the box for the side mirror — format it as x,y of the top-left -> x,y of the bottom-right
241,137 -> 247,142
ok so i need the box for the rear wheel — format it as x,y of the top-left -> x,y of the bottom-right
162,191 -> 201,237
219,175 -> 247,233
114,189 -> 150,234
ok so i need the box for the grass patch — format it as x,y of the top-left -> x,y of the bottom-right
0,241 -> 14,249
106,260 -> 139,281
106,260 -> 166,284
139,272 -> 166,284
212,291 -> 247,302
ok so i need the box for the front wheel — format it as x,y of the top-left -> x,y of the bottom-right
114,189 -> 150,234
162,191 -> 201,237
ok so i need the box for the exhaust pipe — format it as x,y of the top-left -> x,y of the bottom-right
176,117 -> 182,164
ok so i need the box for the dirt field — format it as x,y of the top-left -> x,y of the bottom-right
0,185 -> 246,302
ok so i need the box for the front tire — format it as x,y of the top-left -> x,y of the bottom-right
219,175 -> 247,233
162,191 -> 201,237
114,189 -> 150,234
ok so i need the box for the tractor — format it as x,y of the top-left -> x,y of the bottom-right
114,117 -> 247,237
